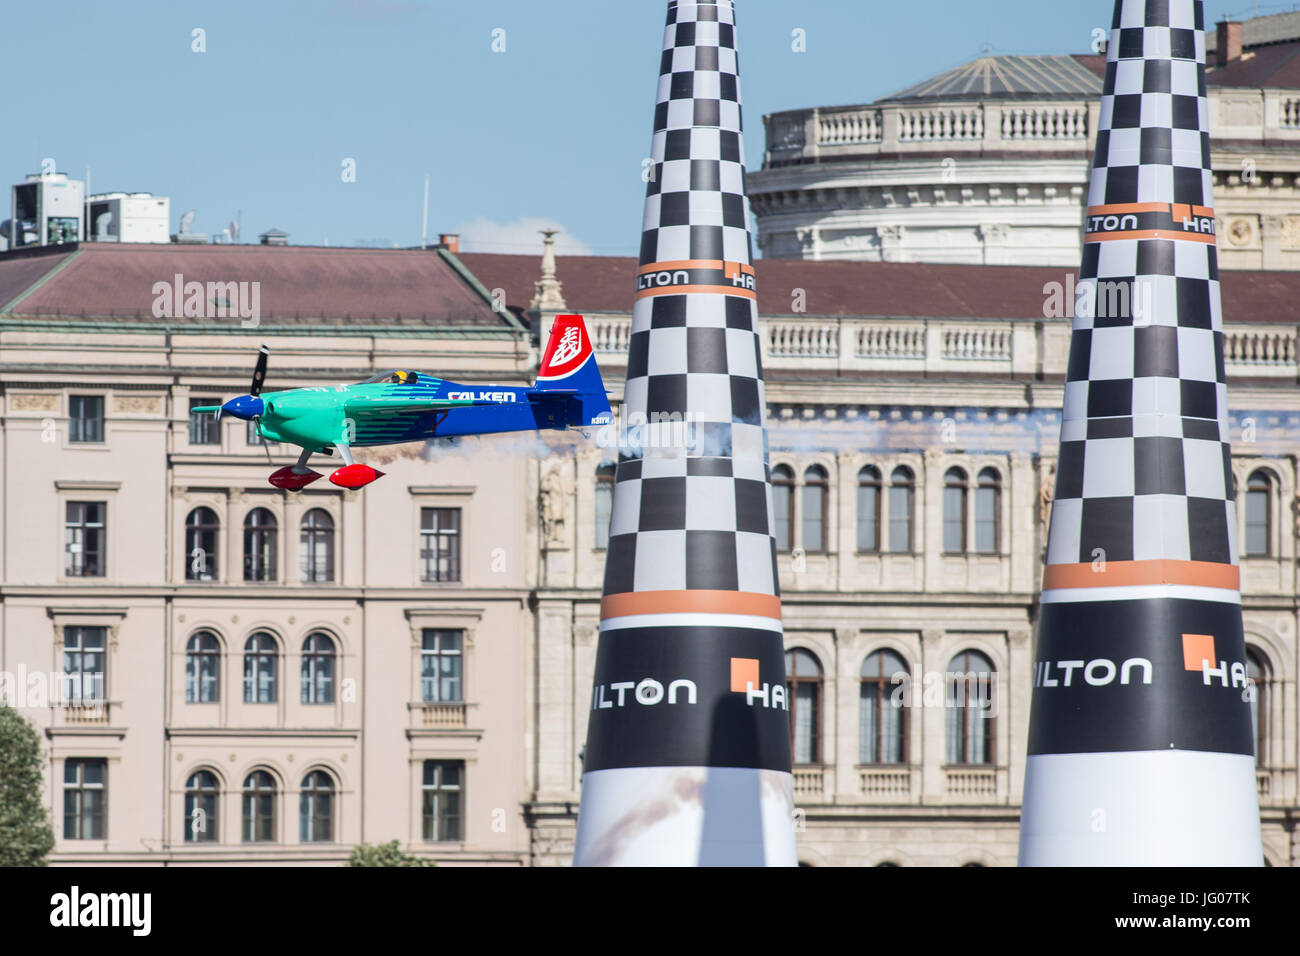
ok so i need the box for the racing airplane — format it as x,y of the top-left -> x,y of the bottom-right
193,313 -> 612,490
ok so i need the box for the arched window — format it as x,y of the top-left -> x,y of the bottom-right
1246,648 -> 1270,767
857,466 -> 882,553
299,770 -> 334,843
184,770 -> 219,843
594,463 -> 615,550
241,770 -> 276,842
1244,471 -> 1272,558
243,632 -> 278,703
185,631 -> 220,703
300,509 -> 334,583
943,467 -> 968,554
802,465 -> 829,553
785,649 -> 823,765
889,467 -> 914,552
185,507 -> 220,581
301,633 -> 336,704
945,650 -> 996,765
860,649 -> 908,764
243,508 -> 278,582
772,465 -> 795,552
975,468 -> 1001,554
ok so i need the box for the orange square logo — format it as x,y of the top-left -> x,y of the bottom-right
730,657 -> 760,693
1182,633 -> 1216,672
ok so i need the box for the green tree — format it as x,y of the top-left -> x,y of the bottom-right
346,840 -> 435,867
0,705 -> 56,866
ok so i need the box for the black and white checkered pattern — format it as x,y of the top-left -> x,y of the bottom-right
1050,0 -> 1236,567
640,0 -> 752,265
604,0 -> 778,598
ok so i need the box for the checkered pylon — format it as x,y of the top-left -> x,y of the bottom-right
1020,0 -> 1261,867
574,0 -> 795,867
1046,0 -> 1235,569
605,0 -> 777,604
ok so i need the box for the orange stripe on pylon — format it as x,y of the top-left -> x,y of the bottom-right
1042,559 -> 1239,591
600,590 -> 782,620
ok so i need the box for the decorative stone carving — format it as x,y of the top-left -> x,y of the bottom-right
1225,216 -> 1257,247
539,466 -> 571,548
1281,216 -> 1300,250
113,395 -> 162,414
1040,464 -> 1056,528
9,393 -> 58,412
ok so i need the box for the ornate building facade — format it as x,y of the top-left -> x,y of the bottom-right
750,14 -> 1300,271
2,239 -> 1297,865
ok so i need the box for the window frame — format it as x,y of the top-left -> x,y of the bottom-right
68,394 -> 105,444
62,625 -> 106,705
300,632 -> 336,704
594,463 -> 615,551
785,648 -> 823,766
243,632 -> 279,704
421,760 -> 464,843
771,465 -> 795,553
241,770 -> 277,843
943,467 -> 969,555
185,506 -> 221,582
888,466 -> 915,554
243,507 -> 279,583
299,508 -> 336,583
65,500 -> 107,578
184,769 -> 220,843
188,397 -> 222,446
63,758 -> 107,840
801,465 -> 829,554
944,649 -> 997,766
974,467 -> 1001,555
420,629 -> 464,703
1244,470 -> 1273,559
859,649 -> 909,765
419,507 -> 462,583
185,631 -> 221,704
299,770 -> 335,843
857,465 -> 882,553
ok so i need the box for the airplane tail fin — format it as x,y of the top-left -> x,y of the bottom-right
529,313 -> 612,428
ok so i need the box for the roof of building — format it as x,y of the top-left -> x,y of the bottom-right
459,251 -> 1300,323
0,243 -> 518,329
1207,40 -> 1300,87
881,54 -> 1105,101
1206,11 -> 1300,53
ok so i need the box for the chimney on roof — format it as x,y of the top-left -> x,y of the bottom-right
1216,20 -> 1242,67
438,233 -> 460,253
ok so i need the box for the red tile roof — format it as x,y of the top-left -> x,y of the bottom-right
458,252 -> 1300,323
0,242 -> 513,328
1207,41 -> 1300,88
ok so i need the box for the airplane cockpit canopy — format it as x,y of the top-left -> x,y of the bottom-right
361,370 -> 422,385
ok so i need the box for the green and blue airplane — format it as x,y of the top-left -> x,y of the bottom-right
193,314 -> 611,489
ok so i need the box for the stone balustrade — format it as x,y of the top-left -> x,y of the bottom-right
589,313 -> 1300,382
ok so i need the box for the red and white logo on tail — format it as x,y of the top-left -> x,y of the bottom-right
538,314 -> 593,380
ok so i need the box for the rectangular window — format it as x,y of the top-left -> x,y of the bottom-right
943,486 -> 966,554
975,486 -> 998,554
419,508 -> 461,583
188,398 -> 221,445
421,760 -> 463,842
857,485 -> 879,553
69,395 -> 104,443
62,626 -> 106,704
63,759 -> 107,840
65,501 -> 106,577
888,486 -> 912,553
1245,490 -> 1269,557
421,630 -> 463,702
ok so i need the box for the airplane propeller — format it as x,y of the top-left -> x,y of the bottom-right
191,345 -> 270,423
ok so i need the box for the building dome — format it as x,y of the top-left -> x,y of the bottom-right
749,15 -> 1300,270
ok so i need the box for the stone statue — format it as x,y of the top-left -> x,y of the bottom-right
540,467 -> 569,547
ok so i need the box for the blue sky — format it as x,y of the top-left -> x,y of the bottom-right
3,0 -> 1132,256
